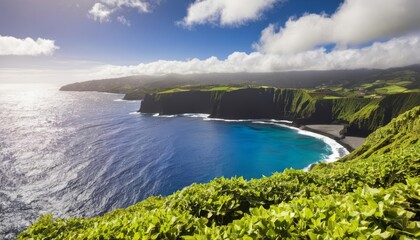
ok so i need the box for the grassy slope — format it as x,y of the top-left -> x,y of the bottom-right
19,107 -> 420,239
348,92 -> 420,134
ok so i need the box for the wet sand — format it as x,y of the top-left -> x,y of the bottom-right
301,124 -> 365,151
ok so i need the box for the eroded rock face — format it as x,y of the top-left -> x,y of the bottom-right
140,91 -> 215,115
211,88 -> 281,119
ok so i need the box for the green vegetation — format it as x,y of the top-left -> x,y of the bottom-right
203,86 -> 242,91
321,96 -> 342,99
374,85 -> 407,95
271,88 -> 317,119
18,107 -> 420,239
158,88 -> 190,94
347,92 -> 420,134
157,85 -> 243,94
306,70 -> 419,99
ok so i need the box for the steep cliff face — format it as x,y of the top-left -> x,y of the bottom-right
211,88 -> 316,120
303,98 -> 373,125
140,88 -> 420,135
341,106 -> 420,161
141,88 -> 317,120
347,92 -> 420,136
140,91 -> 220,115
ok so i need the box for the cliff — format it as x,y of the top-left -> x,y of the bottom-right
211,88 -> 316,120
140,87 -> 420,136
140,88 -> 318,120
347,92 -> 420,135
340,106 -> 420,162
140,91 -> 223,115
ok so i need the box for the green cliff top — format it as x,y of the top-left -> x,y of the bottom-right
157,85 -> 247,94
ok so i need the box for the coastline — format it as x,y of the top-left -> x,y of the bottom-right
148,113 -> 360,167
299,124 -> 365,152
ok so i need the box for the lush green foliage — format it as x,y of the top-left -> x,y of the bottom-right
272,88 -> 318,119
348,92 -> 420,133
158,85 -> 243,94
18,107 -> 420,239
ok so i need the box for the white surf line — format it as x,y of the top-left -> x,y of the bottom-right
203,117 -> 349,169
152,113 -> 177,118
113,99 -> 140,103
270,123 -> 349,171
181,113 -> 211,118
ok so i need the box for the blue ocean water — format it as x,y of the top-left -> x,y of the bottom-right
0,83 -> 347,238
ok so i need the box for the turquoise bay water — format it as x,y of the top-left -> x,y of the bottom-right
0,83 -> 347,238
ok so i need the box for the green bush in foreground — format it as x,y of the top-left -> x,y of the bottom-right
18,107 -> 420,239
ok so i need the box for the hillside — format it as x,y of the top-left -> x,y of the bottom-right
59,65 -> 420,100
18,107 -> 420,239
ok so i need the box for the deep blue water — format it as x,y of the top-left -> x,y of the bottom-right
0,83 -> 347,238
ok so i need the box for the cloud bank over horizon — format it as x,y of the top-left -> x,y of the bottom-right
91,34 -> 420,78
255,0 -> 420,54
0,36 -> 59,56
2,0 -> 420,80
86,0 -> 420,78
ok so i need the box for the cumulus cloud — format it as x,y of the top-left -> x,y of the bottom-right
89,3 -> 114,22
180,0 -> 282,27
0,36 -> 59,56
90,34 -> 420,78
256,0 -> 420,54
101,0 -> 150,12
89,0 -> 152,24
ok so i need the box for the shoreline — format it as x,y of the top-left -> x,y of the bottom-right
147,113 -> 360,165
299,124 -> 365,152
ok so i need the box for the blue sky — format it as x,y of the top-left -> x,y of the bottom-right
1,0 -> 420,82
0,0 -> 342,63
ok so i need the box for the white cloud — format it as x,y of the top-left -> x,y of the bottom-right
89,34 -> 420,78
101,0 -> 150,12
89,3 -> 114,22
0,36 -> 59,56
180,0 -> 281,27
256,0 -> 420,54
117,16 -> 131,26
89,0 -> 152,23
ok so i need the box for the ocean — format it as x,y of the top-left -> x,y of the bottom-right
0,83 -> 348,238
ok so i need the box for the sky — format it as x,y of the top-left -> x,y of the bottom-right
1,0 -> 420,83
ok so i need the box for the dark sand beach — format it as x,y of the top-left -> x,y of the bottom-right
302,124 -> 366,151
